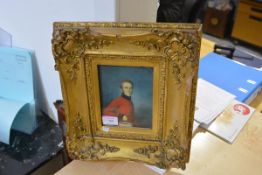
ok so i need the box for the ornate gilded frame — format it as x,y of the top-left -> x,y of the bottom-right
52,22 -> 201,169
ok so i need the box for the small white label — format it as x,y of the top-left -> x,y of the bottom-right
102,115 -> 118,126
102,126 -> 110,132
247,79 -> 256,85
238,87 -> 248,94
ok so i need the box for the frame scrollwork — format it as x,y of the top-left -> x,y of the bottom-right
52,22 -> 201,169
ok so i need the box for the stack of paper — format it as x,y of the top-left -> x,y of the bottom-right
194,79 -> 236,125
193,79 -> 255,143
193,53 -> 260,143
201,100 -> 255,143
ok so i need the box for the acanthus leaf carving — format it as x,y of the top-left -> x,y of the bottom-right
67,138 -> 120,160
73,112 -> 87,140
131,29 -> 200,84
134,125 -> 187,169
52,28 -> 113,81
67,113 -> 120,160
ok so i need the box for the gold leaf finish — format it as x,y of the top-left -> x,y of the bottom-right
131,29 -> 200,83
134,125 -> 187,169
68,140 -> 120,160
52,22 -> 201,170
67,113 -> 120,160
52,28 -> 113,80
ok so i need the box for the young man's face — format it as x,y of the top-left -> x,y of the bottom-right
121,82 -> 133,97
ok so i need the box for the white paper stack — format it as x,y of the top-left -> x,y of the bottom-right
193,79 -> 255,143
201,100 -> 255,143
194,79 -> 236,125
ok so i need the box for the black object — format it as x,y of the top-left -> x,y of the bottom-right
213,45 -> 262,68
0,114 -> 63,175
214,44 -> 235,59
157,0 -> 186,22
233,48 -> 262,68
156,0 -> 210,23
188,0 -> 209,22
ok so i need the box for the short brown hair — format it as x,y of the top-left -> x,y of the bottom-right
120,80 -> 133,88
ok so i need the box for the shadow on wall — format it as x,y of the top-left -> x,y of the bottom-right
31,52 -> 52,119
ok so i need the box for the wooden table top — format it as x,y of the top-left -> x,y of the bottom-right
171,99 -> 262,175
200,38 -> 215,58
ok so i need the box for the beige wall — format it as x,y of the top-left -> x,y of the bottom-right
118,0 -> 158,22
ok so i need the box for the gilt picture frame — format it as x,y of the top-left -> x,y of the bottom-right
52,22 -> 201,169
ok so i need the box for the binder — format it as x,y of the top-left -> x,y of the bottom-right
199,53 -> 262,103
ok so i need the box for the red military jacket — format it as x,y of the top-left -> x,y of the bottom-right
103,95 -> 134,123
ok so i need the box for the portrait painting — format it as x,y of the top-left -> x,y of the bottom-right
53,22 -> 201,169
98,65 -> 153,128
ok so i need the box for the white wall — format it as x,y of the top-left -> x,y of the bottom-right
0,27 -> 12,47
118,0 -> 158,22
0,0 -> 158,122
0,0 -> 117,122
95,0 -> 119,21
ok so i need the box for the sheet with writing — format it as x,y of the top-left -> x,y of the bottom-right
195,79 -> 236,125
0,48 -> 33,101
0,47 -> 36,144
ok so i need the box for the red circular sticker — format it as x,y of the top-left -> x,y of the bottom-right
233,104 -> 250,115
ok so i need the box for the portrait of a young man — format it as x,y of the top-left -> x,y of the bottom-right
99,65 -> 153,128
103,80 -> 135,127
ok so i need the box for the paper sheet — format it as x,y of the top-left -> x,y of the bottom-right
0,48 -> 34,102
202,100 -> 255,143
194,79 -> 236,124
0,98 -> 26,144
144,164 -> 166,174
193,120 -> 200,133
0,47 -> 36,145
